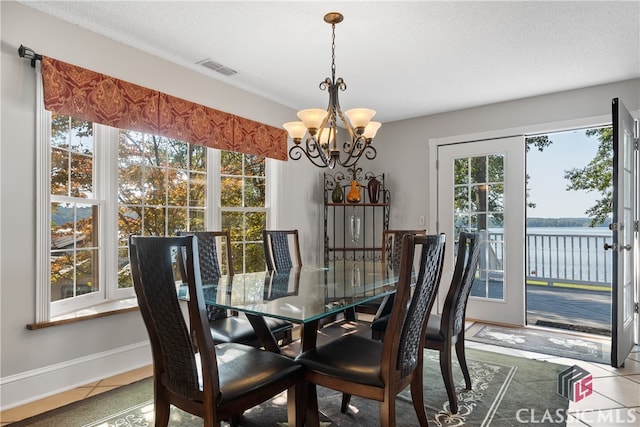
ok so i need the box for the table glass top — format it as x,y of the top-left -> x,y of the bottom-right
183,260 -> 400,324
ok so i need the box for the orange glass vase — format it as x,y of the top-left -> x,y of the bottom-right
346,180 -> 362,203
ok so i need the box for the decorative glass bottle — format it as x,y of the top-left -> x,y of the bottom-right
346,180 -> 361,203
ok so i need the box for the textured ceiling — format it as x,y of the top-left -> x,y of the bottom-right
19,1 -> 640,123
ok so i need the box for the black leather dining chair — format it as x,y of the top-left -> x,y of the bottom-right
178,230 -> 293,346
296,234 -> 446,426
358,229 -> 427,318
128,235 -> 303,427
263,229 -> 302,271
370,231 -> 481,414
423,231 -> 481,413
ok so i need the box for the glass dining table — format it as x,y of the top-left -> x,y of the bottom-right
182,260 -> 401,353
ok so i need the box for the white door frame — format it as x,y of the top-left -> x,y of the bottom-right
427,115 -> 619,318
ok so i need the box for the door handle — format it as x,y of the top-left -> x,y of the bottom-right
604,243 -> 632,251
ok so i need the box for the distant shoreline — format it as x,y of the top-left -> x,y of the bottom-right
526,217 -> 611,228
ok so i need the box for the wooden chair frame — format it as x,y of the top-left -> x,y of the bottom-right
297,234 -> 446,427
129,235 -> 303,426
263,229 -> 302,271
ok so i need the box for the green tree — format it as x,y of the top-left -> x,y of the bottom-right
564,128 -> 613,226
525,135 -> 552,209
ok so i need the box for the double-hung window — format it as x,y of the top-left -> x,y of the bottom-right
40,112 -> 269,322
220,152 -> 268,273
49,115 -> 102,313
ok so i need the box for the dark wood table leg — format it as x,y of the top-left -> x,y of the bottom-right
301,319 -> 320,353
246,314 -> 281,354
344,306 -> 357,321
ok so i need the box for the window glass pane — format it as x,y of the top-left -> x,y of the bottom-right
454,158 -> 469,185
190,145 -> 206,171
488,183 -> 504,213
222,212 -> 243,237
454,186 -> 469,214
470,156 -> 487,183
118,206 -> 141,246
51,115 -> 71,148
244,154 -> 265,176
119,164 -> 144,204
221,177 -> 242,207
50,201 -> 99,302
144,167 -> 166,205
189,209 -> 205,231
245,177 -> 265,207
69,117 -> 93,153
245,243 -> 265,273
118,247 -> 133,288
488,154 -> 504,181
51,148 -> 69,196
119,131 -> 145,163
70,152 -> 93,198
246,211 -> 266,241
168,169 -> 188,206
167,207 -> 187,236
221,151 -> 242,175
143,207 -> 166,235
76,203 -> 97,247
166,139 -> 188,169
75,249 -> 98,295
190,172 -> 206,207
51,256 -> 73,302
471,184 -> 488,212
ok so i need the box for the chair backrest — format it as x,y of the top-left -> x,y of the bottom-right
382,233 -> 445,378
129,235 -> 220,402
178,230 -> 233,321
442,231 -> 482,337
382,229 -> 427,269
178,230 -> 233,280
263,229 -> 302,271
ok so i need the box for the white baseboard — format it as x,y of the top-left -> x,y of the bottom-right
0,341 -> 152,411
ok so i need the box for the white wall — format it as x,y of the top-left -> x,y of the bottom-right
0,1 -> 317,410
369,79 -> 640,232
2,0 -> 639,411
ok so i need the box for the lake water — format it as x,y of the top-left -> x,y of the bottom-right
524,227 -> 612,284
484,227 -> 612,284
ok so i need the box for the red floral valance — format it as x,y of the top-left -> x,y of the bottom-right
40,56 -> 287,160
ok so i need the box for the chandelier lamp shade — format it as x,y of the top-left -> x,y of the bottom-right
284,12 -> 381,169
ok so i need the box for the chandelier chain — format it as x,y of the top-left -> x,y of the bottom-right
331,23 -> 336,82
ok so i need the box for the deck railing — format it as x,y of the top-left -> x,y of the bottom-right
486,231 -> 612,291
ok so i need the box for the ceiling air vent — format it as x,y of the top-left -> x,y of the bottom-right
197,58 -> 237,76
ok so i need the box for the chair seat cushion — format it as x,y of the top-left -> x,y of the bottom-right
210,316 -> 258,344
372,313 -> 444,341
424,314 -> 444,341
370,313 -> 389,333
265,317 -> 294,334
210,316 -> 293,344
296,335 -> 384,387
215,343 -> 301,404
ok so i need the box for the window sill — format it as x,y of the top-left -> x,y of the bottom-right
26,298 -> 139,330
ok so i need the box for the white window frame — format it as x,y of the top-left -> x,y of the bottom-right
36,71 -> 274,320
217,151 -> 272,273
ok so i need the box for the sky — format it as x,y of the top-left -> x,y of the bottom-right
526,128 -> 603,218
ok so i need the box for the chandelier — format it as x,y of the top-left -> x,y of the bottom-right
284,12 -> 381,169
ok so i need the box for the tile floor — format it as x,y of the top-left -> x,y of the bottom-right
1,330 -> 638,426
